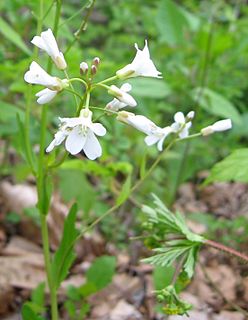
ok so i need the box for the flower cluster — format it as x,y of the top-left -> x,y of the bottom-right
24,29 -> 233,160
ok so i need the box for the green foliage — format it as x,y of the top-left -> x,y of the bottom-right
64,256 -> 116,319
86,255 -> 116,290
21,282 -> 46,320
0,17 -> 31,55
116,172 -> 132,206
205,148 -> 248,184
191,87 -> 241,123
141,194 -> 203,278
51,204 -> 79,289
156,0 -> 198,46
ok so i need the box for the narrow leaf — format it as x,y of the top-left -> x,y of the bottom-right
51,204 -> 79,288
0,17 -> 31,55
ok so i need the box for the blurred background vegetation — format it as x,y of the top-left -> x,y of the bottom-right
0,0 -> 248,243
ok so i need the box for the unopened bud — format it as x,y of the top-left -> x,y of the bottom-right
92,57 -> 100,66
91,65 -> 97,75
80,62 -> 88,75
186,111 -> 195,120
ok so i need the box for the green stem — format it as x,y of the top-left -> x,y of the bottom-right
94,75 -> 118,86
64,71 -> 80,109
69,77 -> 88,88
37,1 -> 62,319
64,87 -> 84,102
65,0 -> 96,54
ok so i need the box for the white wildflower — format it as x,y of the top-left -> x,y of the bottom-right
116,40 -> 162,79
31,28 -> 67,70
108,85 -> 137,107
46,109 -> 106,160
106,83 -> 134,111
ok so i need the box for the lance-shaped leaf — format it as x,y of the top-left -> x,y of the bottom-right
51,204 -> 79,289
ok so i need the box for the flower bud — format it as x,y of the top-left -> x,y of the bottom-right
92,57 -> 100,66
186,110 -> 195,120
80,62 -> 88,75
108,85 -> 137,107
91,65 -> 97,75
201,119 -> 232,136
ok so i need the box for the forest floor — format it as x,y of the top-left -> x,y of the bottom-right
0,178 -> 248,320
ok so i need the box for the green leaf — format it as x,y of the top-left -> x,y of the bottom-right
59,169 -> 96,215
51,204 -> 79,289
183,247 -> 199,278
153,266 -> 174,290
128,78 -> 171,99
21,303 -> 45,320
0,17 -> 31,55
31,282 -> 46,309
156,0 -> 198,46
116,173 -> 132,206
0,101 -> 24,122
191,87 -> 241,123
86,256 -> 116,291
205,148 -> 248,184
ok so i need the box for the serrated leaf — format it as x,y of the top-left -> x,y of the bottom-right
205,148 -> 248,184
51,204 -> 79,289
183,247 -> 199,278
191,87 -> 241,123
86,256 -> 116,291
0,17 -> 31,55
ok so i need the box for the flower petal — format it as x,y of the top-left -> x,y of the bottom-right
144,134 -> 160,146
90,123 -> 107,136
36,88 -> 57,104
24,61 -> 58,87
174,112 -> 185,124
83,130 -> 102,160
65,126 -> 86,155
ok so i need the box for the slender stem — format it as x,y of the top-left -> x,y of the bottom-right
94,83 -> 110,90
94,75 -> 118,86
59,2 -> 90,27
65,0 -> 96,54
69,77 -> 88,88
176,132 -> 202,142
204,239 -> 248,263
90,106 -> 118,115
171,255 -> 186,286
64,88 -> 84,102
37,1 -> 62,319
64,71 -> 80,109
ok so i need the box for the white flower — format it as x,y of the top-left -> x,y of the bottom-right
117,111 -> 172,151
24,61 -> 68,104
35,88 -> 58,104
46,109 -> 106,160
201,119 -> 232,136
144,126 -> 173,151
116,40 -> 162,79
108,85 -> 137,107
106,83 -> 134,111
170,111 -> 194,139
31,28 -> 67,70
117,111 -> 157,134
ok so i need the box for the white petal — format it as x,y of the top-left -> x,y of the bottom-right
59,117 -> 82,128
83,130 -> 102,160
120,83 -> 132,92
65,126 -> 86,155
157,137 -> 166,151
212,119 -> 232,132
46,139 -> 56,153
31,36 -> 47,51
174,112 -> 185,124
36,88 -> 57,104
106,98 -> 127,111
187,111 -> 195,120
90,123 -> 107,136
24,61 -> 58,87
40,28 -> 60,57
46,129 -> 67,152
121,92 -> 137,107
144,134 -> 160,146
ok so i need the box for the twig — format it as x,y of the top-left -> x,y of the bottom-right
204,239 -> 248,263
